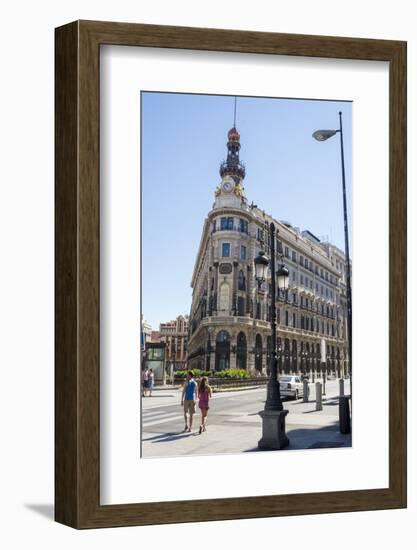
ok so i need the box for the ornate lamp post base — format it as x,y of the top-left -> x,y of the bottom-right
258,409 -> 290,450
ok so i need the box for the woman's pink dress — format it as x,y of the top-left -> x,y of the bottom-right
199,389 -> 210,410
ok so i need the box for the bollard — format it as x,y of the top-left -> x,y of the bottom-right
339,395 -> 351,433
322,372 -> 326,396
303,379 -> 309,402
339,378 -> 345,397
315,382 -> 322,411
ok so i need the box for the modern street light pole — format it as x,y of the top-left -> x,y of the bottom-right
254,222 -> 290,450
313,112 -> 352,396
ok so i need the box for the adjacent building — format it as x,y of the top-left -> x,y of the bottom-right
160,315 -> 189,371
187,126 -> 350,378
151,330 -> 161,343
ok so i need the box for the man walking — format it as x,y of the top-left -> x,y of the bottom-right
181,370 -> 197,432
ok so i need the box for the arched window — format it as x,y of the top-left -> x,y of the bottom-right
255,334 -> 263,371
238,270 -> 246,291
236,332 -> 247,370
215,330 -> 230,371
216,330 -> 230,343
292,340 -> 297,355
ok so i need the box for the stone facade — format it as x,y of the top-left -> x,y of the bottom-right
187,126 -> 350,378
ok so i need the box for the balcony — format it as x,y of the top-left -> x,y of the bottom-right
212,225 -> 249,235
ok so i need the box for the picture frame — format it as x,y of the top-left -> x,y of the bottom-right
55,20 -> 406,528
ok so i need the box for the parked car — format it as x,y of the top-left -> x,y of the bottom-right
279,375 -> 309,400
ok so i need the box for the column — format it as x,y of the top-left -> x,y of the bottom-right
213,262 -> 219,313
208,266 -> 213,315
246,265 -> 252,315
247,332 -> 255,372
229,333 -> 237,370
232,261 -> 238,315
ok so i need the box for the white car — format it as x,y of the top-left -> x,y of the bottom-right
279,375 -> 309,400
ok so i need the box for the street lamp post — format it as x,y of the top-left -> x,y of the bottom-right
254,222 -> 290,450
313,112 -> 352,396
277,342 -> 282,375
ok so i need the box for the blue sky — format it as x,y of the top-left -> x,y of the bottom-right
142,92 -> 352,330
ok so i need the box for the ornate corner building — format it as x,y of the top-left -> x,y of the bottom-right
187,126 -> 350,378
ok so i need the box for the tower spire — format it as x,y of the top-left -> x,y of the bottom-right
219,99 -> 245,183
233,96 -> 237,128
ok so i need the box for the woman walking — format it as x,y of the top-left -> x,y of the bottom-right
142,367 -> 150,397
197,376 -> 212,434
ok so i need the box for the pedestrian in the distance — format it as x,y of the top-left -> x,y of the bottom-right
181,370 -> 197,432
197,376 -> 212,434
142,367 -> 150,397
148,368 -> 154,396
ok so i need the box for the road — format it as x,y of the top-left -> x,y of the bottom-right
141,379 -> 351,458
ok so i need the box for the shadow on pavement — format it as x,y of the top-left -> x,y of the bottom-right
243,420 -> 351,452
142,432 -> 197,443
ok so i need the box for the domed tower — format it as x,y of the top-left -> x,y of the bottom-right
219,127 -> 246,183
214,125 -> 247,209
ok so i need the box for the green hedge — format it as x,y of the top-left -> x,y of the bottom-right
174,370 -> 211,379
174,368 -> 250,380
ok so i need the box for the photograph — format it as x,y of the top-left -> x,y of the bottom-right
140,91 -> 353,458
51,15 -> 406,531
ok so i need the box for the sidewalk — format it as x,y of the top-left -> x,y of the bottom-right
141,382 -> 352,458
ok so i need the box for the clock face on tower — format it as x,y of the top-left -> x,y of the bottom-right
222,179 -> 233,193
